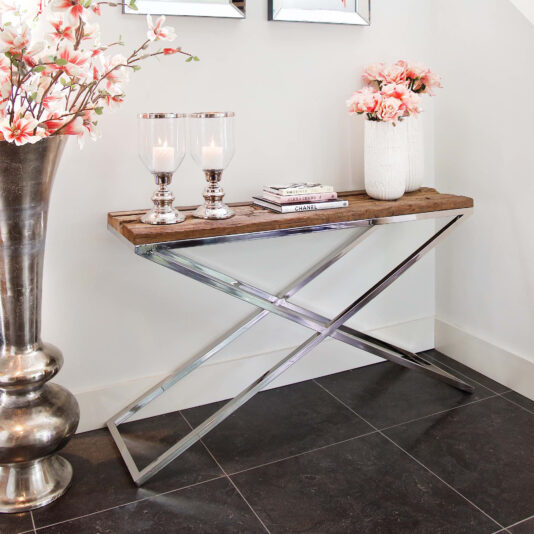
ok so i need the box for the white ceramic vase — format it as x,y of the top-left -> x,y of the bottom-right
405,116 -> 424,192
364,120 -> 407,200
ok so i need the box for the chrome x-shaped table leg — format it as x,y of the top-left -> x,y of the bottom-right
108,214 -> 473,486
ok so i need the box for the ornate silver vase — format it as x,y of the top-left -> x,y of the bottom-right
0,137 -> 79,513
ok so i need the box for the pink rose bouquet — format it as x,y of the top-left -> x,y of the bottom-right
347,60 -> 442,124
0,0 -> 197,145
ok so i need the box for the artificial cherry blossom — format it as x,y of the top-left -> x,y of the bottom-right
0,115 -> 41,145
0,0 -> 196,145
51,0 -> 85,23
146,15 -> 176,42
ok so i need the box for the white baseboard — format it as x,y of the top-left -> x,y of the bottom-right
435,319 -> 534,401
74,316 -> 434,433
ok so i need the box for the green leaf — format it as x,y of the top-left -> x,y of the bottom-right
55,58 -> 68,66
33,65 -> 46,73
94,106 -> 103,115
29,92 -> 38,101
193,56 -> 200,61
132,65 -> 141,71
128,0 -> 138,10
185,56 -> 193,62
60,77 -> 68,86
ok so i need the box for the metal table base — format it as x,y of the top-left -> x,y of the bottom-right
107,208 -> 474,486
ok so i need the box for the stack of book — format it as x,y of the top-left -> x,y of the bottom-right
253,183 -> 348,213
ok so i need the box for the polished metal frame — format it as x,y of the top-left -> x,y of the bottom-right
124,0 -> 245,18
107,207 -> 473,486
269,0 -> 370,25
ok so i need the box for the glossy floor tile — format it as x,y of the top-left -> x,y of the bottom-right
384,396 -> 534,527
420,350 -> 511,394
32,413 -> 223,528
38,478 -> 265,534
502,391 -> 534,414
0,511 -> 34,534
315,360 -> 495,429
3,352 -> 533,534
181,380 -> 373,473
509,516 -> 534,533
232,433 -> 499,533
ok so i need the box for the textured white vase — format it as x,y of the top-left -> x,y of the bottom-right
364,120 -> 407,201
405,116 -> 424,192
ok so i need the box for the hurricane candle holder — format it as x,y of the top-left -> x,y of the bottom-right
189,112 -> 235,220
138,113 -> 186,225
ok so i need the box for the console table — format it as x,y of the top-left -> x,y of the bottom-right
107,188 -> 474,486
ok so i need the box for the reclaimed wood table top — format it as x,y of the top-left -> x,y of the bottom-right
108,188 -> 474,246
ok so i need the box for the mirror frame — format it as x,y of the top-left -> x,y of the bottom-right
268,0 -> 370,25
124,0 -> 246,19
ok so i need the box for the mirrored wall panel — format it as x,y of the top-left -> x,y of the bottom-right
269,0 -> 370,25
125,0 -> 245,19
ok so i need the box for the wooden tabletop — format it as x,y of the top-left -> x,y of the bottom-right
108,188 -> 473,246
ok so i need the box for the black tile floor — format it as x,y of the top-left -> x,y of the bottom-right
2,350 -> 533,534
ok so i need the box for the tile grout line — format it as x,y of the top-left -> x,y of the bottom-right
505,513 -> 534,531
30,510 -> 37,534
311,377 -> 500,434
424,352 -> 534,416
378,393 -> 501,432
313,379 -> 507,532
421,352 -> 510,396
26,386 -> 497,531
166,387 -> 499,482
178,411 -> 272,534
30,474 -> 227,532
497,393 -> 534,416
228,429 -> 379,477
224,389 -> 500,478
23,366 -> 528,533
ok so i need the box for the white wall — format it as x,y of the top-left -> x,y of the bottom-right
509,0 -> 534,25
43,0 -> 439,431
433,0 -> 534,399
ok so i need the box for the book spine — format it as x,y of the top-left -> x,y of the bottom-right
264,186 -> 334,196
279,200 -> 348,213
262,191 -> 338,204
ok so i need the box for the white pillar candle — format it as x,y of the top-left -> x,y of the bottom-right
201,142 -> 224,170
152,142 -> 175,172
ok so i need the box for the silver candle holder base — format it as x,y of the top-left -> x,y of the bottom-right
142,172 -> 185,225
194,170 -> 234,220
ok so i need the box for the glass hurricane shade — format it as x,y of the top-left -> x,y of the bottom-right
189,112 -> 235,171
138,113 -> 186,174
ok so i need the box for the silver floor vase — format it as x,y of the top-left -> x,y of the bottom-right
0,136 -> 79,513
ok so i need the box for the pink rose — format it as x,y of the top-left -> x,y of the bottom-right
347,87 -> 379,114
402,91 -> 422,115
376,96 -> 404,122
362,62 -> 385,84
347,92 -> 365,114
406,62 -> 428,80
382,83 -> 409,100
421,71 -> 442,95
380,64 -> 407,85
